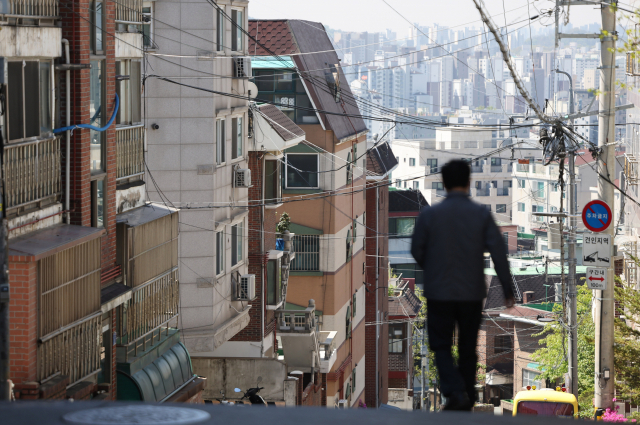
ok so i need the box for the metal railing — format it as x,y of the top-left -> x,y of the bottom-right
471,165 -> 483,173
37,314 -> 101,385
516,163 -> 529,173
4,138 -> 60,211
115,0 -> 143,23
291,235 -> 320,271
117,125 -> 145,180
497,187 -> 509,196
9,0 -> 58,18
491,165 -> 503,173
122,268 -> 179,352
476,188 -> 490,196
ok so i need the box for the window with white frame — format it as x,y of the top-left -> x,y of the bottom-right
518,202 -> 525,212
496,204 -> 507,213
231,9 -> 244,51
518,179 -> 526,188
522,369 -> 542,388
426,158 -> 437,173
285,154 -> 319,188
216,231 -> 225,275
216,119 -> 226,165
413,181 -> 419,190
231,116 -> 243,160
216,8 -> 224,51
231,222 -> 243,266
409,158 -> 416,167
388,324 -> 404,353
7,60 -> 52,141
142,2 -> 153,47
115,60 -> 142,126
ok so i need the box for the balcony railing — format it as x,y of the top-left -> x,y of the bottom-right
4,138 -> 60,212
471,165 -> 483,173
121,268 -> 179,357
116,125 -> 145,181
319,331 -> 337,361
516,163 -> 529,173
491,165 -> 503,173
37,314 -> 102,385
476,188 -> 490,197
277,300 -> 317,333
115,0 -> 143,23
497,187 -> 509,196
9,0 -> 58,18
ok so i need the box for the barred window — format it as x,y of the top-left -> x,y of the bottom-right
291,235 -> 320,271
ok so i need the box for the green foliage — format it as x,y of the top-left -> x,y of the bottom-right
275,212 -> 291,234
532,284 -> 595,415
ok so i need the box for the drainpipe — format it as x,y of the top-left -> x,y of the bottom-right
62,39 -> 71,224
375,185 -> 379,407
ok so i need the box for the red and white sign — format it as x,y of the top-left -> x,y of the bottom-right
582,200 -> 613,233
586,267 -> 607,290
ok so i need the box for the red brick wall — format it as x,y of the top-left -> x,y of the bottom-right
477,318 -> 514,370
8,257 -> 38,384
61,0 -> 118,280
364,183 -> 390,407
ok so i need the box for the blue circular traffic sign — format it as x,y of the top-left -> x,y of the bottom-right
582,200 -> 612,233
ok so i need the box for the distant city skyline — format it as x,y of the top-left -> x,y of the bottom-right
250,0 -> 603,35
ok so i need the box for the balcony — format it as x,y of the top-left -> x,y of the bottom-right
3,138 -> 60,215
476,188 -> 490,197
277,300 -> 321,372
516,163 -> 529,173
318,331 -> 338,373
115,0 -> 143,24
497,187 -> 509,196
116,125 -> 144,181
491,165 -> 503,173
471,164 -> 483,173
4,0 -> 59,24
118,268 -> 179,360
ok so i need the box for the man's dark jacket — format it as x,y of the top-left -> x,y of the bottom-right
411,191 -> 514,301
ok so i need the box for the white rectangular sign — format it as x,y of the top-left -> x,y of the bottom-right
583,233 -> 612,267
586,267 -> 607,290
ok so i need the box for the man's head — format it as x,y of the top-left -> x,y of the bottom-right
441,159 -> 471,192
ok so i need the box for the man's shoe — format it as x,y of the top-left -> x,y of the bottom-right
442,391 -> 471,411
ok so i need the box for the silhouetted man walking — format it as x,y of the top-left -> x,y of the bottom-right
411,159 -> 515,411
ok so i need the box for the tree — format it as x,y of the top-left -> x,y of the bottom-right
532,284 -> 595,416
614,262 -> 640,406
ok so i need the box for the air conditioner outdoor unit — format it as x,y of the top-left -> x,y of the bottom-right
234,168 -> 251,188
233,57 -> 251,78
237,274 -> 256,300
337,399 -> 348,409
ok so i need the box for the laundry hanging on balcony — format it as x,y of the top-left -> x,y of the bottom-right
52,94 -> 119,134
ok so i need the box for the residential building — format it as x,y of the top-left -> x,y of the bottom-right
249,19 -> 369,408
387,190 -> 428,290
387,280 -> 422,410
145,0 -> 253,393
365,141 -> 398,408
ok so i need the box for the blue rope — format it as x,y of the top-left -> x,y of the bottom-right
53,93 -> 119,134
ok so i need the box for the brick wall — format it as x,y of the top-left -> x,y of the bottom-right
477,317 -> 514,370
364,183 -> 390,407
8,257 -> 38,384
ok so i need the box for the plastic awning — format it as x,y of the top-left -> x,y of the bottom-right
118,342 -> 194,402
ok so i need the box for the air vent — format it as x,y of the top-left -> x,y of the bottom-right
233,57 -> 251,78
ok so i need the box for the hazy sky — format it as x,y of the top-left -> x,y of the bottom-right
249,0 -> 612,35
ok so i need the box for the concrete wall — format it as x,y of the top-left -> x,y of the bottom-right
0,26 -> 61,57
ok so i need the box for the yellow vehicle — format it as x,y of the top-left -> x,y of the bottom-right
513,386 -> 579,418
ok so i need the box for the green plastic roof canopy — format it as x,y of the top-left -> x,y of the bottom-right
117,342 -> 194,402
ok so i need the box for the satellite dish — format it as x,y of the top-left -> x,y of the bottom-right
247,81 -> 259,99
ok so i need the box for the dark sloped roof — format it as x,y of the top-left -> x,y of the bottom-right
389,189 -> 429,213
249,19 -> 368,141
389,289 -> 422,317
248,20 -> 297,55
484,272 -> 585,310
367,142 -> 398,177
487,362 -> 514,375
258,104 -> 305,141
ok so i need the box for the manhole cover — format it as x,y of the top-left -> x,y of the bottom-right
63,405 -> 211,425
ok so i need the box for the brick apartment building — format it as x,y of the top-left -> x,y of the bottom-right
249,19 -> 369,407
5,0 -> 202,402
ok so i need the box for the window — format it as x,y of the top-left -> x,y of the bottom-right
483,204 -> 491,211
518,179 -> 526,188
231,116 -> 243,159
346,152 -> 352,184
496,204 -> 507,213
389,324 -> 404,353
413,181 -> 419,190
522,369 -> 542,388
115,60 -> 142,125
346,229 -> 352,261
491,157 -> 501,166
231,222 -> 243,266
91,179 -> 105,228
409,158 -> 416,167
503,232 -> 509,247
518,202 -> 525,212
504,180 -> 512,188
231,9 -> 244,51
403,181 -> 407,188
286,154 -> 319,188
265,160 -> 281,204
518,226 -> 525,232
551,182 -> 558,192
396,179 -> 401,187
346,306 -> 352,338
142,3 -> 153,47
216,119 -> 226,164
7,61 -> 52,141
267,258 -> 282,305
432,182 -> 444,190
90,60 -> 104,173
389,217 -> 416,238
533,205 -> 545,222
91,0 -> 105,54
216,8 -> 224,51
536,181 -> 545,198
351,368 -> 356,394
426,158 -> 438,173
292,235 -> 320,271
216,231 -> 225,275
352,293 -> 357,317
253,70 -> 318,124
494,335 -> 511,354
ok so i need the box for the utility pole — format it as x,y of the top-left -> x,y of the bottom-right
420,328 -> 426,411
555,68 -> 579,399
0,81 -> 10,401
595,2 -> 616,411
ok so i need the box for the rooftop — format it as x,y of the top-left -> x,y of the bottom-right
258,104 -> 305,141
366,141 -> 398,177
389,189 -> 429,213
